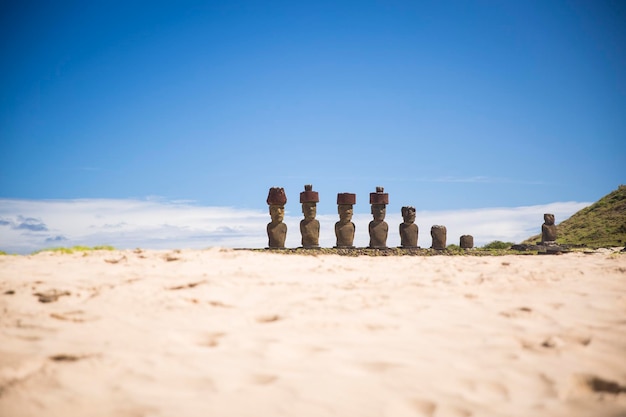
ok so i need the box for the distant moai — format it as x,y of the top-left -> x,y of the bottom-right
266,187 -> 287,248
431,225 -> 447,250
369,186 -> 389,249
299,184 -> 320,248
460,235 -> 474,249
335,193 -> 356,248
541,213 -> 557,244
399,206 -> 418,248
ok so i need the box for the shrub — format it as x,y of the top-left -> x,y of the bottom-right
445,244 -> 466,254
482,240 -> 515,250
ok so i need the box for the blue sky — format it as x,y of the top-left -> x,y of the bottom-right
1,1 -> 624,252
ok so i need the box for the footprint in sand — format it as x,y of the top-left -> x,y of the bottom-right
163,251 -> 182,262
0,356 -> 47,395
541,335 -> 565,349
9,321 -> 57,342
570,373 -> 626,396
33,289 -> 71,303
104,256 -> 127,264
461,378 -> 510,401
198,332 -> 227,348
541,333 -> 592,349
49,353 -> 96,362
583,375 -> 626,394
409,399 -> 437,417
361,361 -> 399,373
166,280 -> 207,290
539,373 -> 558,396
251,374 -> 278,385
386,398 -> 443,417
49,354 -> 82,362
207,300 -> 233,308
50,310 -> 98,323
499,306 -> 533,318
256,314 -> 281,323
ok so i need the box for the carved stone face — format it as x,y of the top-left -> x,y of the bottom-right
302,202 -> 317,220
402,208 -> 416,224
544,213 -> 555,225
338,204 -> 353,222
269,205 -> 285,223
371,204 -> 386,221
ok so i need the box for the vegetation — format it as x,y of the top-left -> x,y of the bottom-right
523,185 -> 626,248
0,250 -> 7,255
445,244 -> 468,254
32,245 -> 115,255
251,246 -> 525,256
481,240 -> 515,250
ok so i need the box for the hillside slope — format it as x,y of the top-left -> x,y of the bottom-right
523,185 -> 626,248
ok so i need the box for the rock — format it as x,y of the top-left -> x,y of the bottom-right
369,187 -> 389,249
431,225 -> 447,250
399,206 -> 418,248
541,213 -> 557,243
460,235 -> 474,249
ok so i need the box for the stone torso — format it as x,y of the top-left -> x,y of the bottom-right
267,222 -> 287,248
542,224 -> 557,243
300,219 -> 320,248
369,220 -> 389,248
335,222 -> 355,248
430,225 -> 447,250
399,223 -> 418,247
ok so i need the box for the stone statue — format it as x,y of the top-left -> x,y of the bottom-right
299,184 -> 320,248
399,206 -> 418,248
460,235 -> 474,249
266,187 -> 287,248
369,186 -> 389,249
335,193 -> 356,248
431,225 -> 447,250
541,213 -> 557,244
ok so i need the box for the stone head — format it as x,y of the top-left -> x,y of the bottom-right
302,202 -> 317,220
544,213 -> 555,226
401,206 -> 416,224
338,204 -> 353,223
269,205 -> 285,223
371,204 -> 386,221
299,184 -> 319,220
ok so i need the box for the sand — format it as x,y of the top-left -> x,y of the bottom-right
1,248 -> 625,417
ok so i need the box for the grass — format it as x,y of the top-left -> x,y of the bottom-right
481,240 -> 516,250
251,247 -> 528,256
32,245 -> 116,255
523,185 -> 626,248
443,241 -> 522,255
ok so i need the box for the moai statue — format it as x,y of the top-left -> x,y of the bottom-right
541,213 -> 557,244
431,225 -> 447,250
335,193 -> 356,248
460,235 -> 474,249
399,206 -> 418,248
369,186 -> 389,249
300,184 -> 320,248
266,187 -> 287,248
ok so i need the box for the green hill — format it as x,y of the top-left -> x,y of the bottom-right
523,185 -> 626,248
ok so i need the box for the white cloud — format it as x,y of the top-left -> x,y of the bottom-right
0,198 -> 590,254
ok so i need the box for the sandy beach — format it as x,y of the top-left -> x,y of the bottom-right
1,249 -> 625,417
